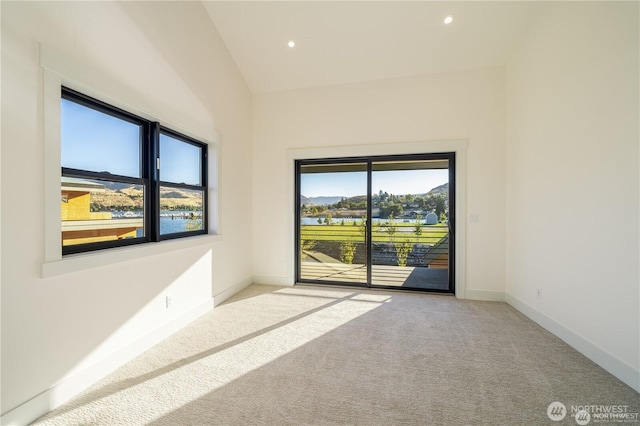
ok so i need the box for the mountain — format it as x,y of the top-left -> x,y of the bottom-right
90,184 -> 202,210
427,183 -> 448,197
159,187 -> 202,209
101,181 -> 133,191
301,196 -> 346,206
301,184 -> 448,207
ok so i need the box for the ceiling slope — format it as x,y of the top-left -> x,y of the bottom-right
203,1 -> 541,94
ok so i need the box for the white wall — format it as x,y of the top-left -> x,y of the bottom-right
252,67 -> 506,300
1,1 -> 252,421
506,2 -> 639,390
3,1 -> 637,422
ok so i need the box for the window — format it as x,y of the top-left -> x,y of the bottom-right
61,87 -> 207,255
158,130 -> 206,236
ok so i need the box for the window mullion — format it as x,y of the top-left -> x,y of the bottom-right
149,122 -> 161,242
202,145 -> 208,234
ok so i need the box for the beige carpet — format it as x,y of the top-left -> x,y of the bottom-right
32,284 -> 639,425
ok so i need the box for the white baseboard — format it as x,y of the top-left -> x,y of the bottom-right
505,293 -> 640,393
0,299 -> 214,426
252,275 -> 294,286
213,277 -> 253,307
464,289 -> 505,301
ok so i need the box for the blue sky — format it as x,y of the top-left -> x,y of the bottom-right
62,99 -> 200,184
61,99 -> 141,177
301,169 -> 448,197
159,134 -> 201,185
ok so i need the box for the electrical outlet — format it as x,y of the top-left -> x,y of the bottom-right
166,295 -> 173,309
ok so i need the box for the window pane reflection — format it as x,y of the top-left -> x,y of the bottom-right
61,99 -> 141,177
159,186 -> 204,234
61,177 -> 144,246
159,133 -> 202,185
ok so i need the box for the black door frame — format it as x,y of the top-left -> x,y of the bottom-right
295,152 -> 455,294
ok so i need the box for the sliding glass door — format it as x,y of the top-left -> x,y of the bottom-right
297,162 -> 368,285
296,153 -> 455,293
370,158 -> 452,291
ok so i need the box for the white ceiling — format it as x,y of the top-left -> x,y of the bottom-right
203,1 -> 542,94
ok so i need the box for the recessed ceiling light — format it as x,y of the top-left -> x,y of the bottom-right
444,15 -> 454,25
288,40 -> 296,48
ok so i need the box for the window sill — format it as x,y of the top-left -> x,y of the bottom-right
41,234 -> 223,278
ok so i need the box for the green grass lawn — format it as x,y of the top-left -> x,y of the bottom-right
300,223 -> 448,244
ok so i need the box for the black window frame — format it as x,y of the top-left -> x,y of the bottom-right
61,87 -> 208,255
156,126 -> 209,241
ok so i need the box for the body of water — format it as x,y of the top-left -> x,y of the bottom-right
300,217 -> 427,225
130,211 -> 203,236
160,215 -> 203,234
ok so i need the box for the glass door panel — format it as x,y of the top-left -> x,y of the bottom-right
296,154 -> 454,293
297,162 -> 368,285
371,159 -> 451,291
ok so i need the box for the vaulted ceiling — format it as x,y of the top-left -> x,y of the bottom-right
203,1 -> 542,94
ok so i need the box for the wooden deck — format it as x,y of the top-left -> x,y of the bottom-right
300,261 -> 449,291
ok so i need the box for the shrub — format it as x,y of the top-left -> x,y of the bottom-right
340,241 -> 357,264
394,239 -> 413,267
413,214 -> 423,236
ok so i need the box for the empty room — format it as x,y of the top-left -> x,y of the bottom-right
1,1 -> 638,425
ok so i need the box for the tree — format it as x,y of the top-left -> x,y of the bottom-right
394,239 -> 413,267
309,205 -> 327,216
186,218 -> 203,231
340,241 -> 357,264
324,213 -> 333,225
413,214 -> 423,236
425,195 -> 446,217
384,214 -> 397,239
434,196 -> 446,218
380,201 -> 403,219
